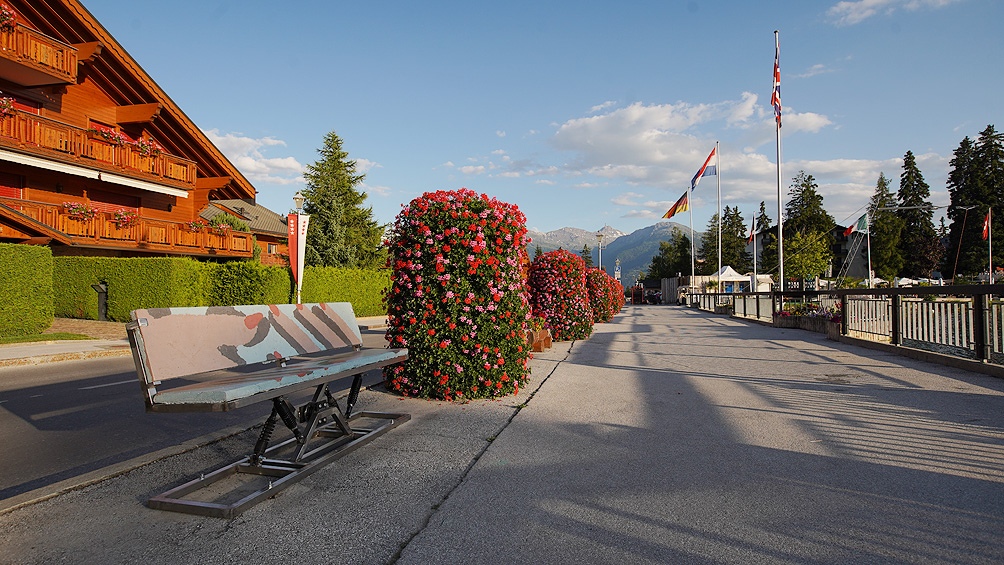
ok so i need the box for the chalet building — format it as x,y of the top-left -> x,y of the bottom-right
199,199 -> 289,266
0,0 -> 282,261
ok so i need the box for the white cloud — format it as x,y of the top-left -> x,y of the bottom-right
589,100 -> 618,114
361,183 -> 391,197
459,165 -> 487,175
611,192 -> 645,206
496,130 -> 506,137
205,129 -> 304,185
355,158 -> 382,174
827,0 -> 961,26
796,64 -> 834,78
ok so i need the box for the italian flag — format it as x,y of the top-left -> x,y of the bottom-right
843,214 -> 867,237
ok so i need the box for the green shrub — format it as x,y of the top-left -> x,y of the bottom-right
300,266 -> 389,317
0,243 -> 54,337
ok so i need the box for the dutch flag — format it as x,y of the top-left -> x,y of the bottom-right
691,146 -> 717,191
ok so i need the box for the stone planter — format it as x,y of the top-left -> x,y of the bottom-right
772,315 -> 831,334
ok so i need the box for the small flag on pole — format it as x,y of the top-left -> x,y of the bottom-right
691,146 -> 717,190
662,191 -> 689,220
843,214 -> 867,237
748,217 -> 756,244
772,33 -> 782,128
983,209 -> 991,240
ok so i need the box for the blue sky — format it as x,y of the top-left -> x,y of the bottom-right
84,0 -> 1002,235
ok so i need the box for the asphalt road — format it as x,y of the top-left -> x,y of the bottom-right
0,328 -> 390,508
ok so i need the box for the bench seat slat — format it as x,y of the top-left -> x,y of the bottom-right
152,348 -> 407,407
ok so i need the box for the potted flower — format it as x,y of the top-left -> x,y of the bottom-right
186,220 -> 207,232
526,315 -> 551,352
112,209 -> 138,229
0,96 -> 15,119
62,201 -> 97,221
87,127 -> 129,146
0,4 -> 16,33
131,137 -> 163,156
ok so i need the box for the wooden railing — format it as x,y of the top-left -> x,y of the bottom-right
0,24 -> 77,84
0,110 -> 197,189
0,196 -> 253,258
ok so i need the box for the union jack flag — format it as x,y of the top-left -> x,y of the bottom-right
772,33 -> 781,128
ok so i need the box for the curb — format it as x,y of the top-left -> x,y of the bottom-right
0,346 -> 132,368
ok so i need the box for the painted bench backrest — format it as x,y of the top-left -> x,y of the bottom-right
130,303 -> 363,382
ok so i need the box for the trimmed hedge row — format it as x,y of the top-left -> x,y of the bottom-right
51,257 -> 390,322
0,243 -> 54,337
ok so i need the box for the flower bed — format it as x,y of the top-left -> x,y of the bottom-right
527,249 -> 593,341
383,188 -> 532,400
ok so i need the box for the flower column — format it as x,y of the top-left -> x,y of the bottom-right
384,189 -> 533,400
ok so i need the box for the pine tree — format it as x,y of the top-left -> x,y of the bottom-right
784,171 -> 835,238
302,132 -> 385,268
974,125 -> 1004,276
945,136 -> 979,278
580,244 -> 594,268
896,150 -> 941,277
647,227 -> 692,279
784,171 -> 835,279
867,172 -> 904,280
697,213 -> 720,275
721,206 -> 752,272
755,201 -> 778,276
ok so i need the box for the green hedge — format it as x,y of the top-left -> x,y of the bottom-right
0,243 -> 54,337
51,257 -> 384,320
300,266 -> 390,317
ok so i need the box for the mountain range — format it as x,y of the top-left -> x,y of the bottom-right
526,222 -> 702,283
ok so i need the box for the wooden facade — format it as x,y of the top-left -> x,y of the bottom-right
0,0 -> 266,260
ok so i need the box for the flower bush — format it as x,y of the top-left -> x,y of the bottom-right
775,302 -> 842,323
586,268 -> 624,323
384,188 -> 532,401
527,249 -> 593,341
112,209 -> 138,228
62,201 -> 97,221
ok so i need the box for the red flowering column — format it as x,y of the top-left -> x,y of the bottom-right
527,250 -> 593,341
384,189 -> 532,400
586,268 -> 624,323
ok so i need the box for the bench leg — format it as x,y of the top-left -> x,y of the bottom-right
250,396 -> 304,466
345,373 -> 363,418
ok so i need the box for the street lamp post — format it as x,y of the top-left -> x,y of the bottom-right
596,232 -> 604,272
289,191 -> 309,304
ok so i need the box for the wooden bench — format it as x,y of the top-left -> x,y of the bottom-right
126,302 -> 409,518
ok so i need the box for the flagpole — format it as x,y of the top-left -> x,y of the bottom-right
774,30 -> 784,292
752,215 -> 758,292
989,207 -> 993,284
689,188 -> 695,286
716,140 -> 722,293
866,214 -> 873,289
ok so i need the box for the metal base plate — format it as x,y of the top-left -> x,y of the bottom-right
148,411 -> 410,518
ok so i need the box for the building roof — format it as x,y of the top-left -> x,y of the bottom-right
201,199 -> 287,236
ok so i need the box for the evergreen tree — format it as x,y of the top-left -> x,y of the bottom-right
783,171 -> 835,279
302,132 -> 385,268
721,206 -> 752,273
945,136 -> 979,278
784,171 -> 835,238
646,227 -> 691,279
697,213 -> 720,275
755,201 -> 778,276
580,244 -> 594,268
896,150 -> 941,277
534,245 -> 543,259
867,172 -> 904,280
974,125 -> 1004,275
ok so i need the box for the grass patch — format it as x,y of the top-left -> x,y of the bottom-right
0,333 -> 92,345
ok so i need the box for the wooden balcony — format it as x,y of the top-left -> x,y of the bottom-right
0,109 -> 197,191
0,24 -> 77,86
0,196 -> 254,258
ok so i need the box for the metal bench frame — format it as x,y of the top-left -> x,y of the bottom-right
126,303 -> 409,518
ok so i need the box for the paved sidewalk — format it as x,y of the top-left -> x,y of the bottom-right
2,306 -> 1003,564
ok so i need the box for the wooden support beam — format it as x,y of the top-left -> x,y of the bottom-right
196,177 -> 232,190
116,103 -> 162,125
73,42 -> 103,64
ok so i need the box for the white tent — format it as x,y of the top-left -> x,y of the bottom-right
712,265 -> 748,282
